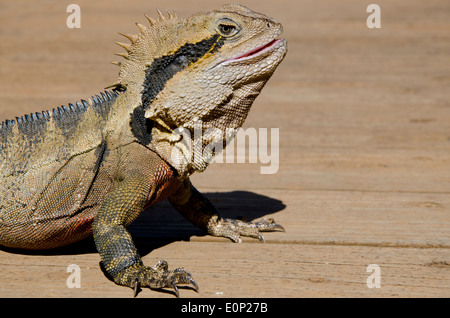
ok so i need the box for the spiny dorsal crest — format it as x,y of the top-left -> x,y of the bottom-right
1,91 -> 118,133
109,9 -> 183,90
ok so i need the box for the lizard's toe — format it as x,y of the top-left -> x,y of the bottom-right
209,217 -> 285,243
115,260 -> 198,297
169,269 -> 199,297
254,217 -> 285,232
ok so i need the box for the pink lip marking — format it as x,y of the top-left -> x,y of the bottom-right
222,39 -> 281,64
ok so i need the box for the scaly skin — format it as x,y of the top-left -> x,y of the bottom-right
0,4 -> 287,296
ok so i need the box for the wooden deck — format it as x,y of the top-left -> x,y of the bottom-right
0,0 -> 449,298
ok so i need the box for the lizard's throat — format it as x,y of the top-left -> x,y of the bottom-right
147,81 -> 265,178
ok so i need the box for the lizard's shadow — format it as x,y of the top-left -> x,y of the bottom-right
0,191 -> 285,256
132,190 -> 286,257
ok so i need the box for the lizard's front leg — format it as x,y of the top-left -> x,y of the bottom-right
93,171 -> 197,297
169,178 -> 284,243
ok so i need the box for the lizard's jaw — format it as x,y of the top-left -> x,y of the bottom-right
219,38 -> 286,66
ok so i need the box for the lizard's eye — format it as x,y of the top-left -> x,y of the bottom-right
218,24 -> 236,36
217,19 -> 240,37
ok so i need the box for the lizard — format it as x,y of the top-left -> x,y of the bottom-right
0,4 -> 287,297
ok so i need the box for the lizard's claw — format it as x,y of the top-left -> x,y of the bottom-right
185,275 -> 199,293
133,278 -> 141,297
209,217 -> 285,243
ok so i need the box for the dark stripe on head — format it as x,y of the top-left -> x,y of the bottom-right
141,34 -> 224,110
130,105 -> 153,145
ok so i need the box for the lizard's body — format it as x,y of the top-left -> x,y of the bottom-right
0,4 -> 287,296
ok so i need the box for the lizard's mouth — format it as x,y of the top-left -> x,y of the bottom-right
219,38 -> 285,65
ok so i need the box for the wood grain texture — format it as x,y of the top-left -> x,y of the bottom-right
0,0 -> 449,297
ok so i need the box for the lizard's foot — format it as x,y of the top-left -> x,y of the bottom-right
114,260 -> 198,297
208,217 -> 285,243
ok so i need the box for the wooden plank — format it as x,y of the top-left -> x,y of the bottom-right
191,147 -> 450,194
0,242 -> 448,298
0,0 -> 449,299
123,189 -> 450,248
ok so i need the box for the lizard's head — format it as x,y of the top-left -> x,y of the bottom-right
116,4 -> 286,128
115,4 -> 287,175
